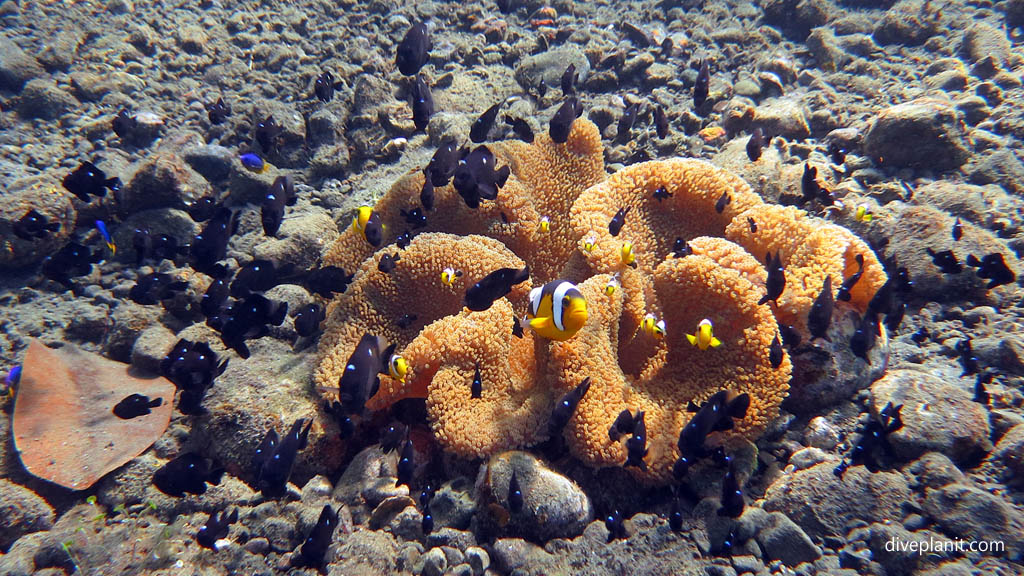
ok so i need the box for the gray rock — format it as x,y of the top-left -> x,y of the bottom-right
16,78 -> 77,119
130,325 -> 178,374
300,475 -> 333,502
764,462 -> 910,539
426,527 -> 475,550
430,476 -> 476,530
863,99 -> 970,171
183,144 -> 234,182
873,0 -> 939,45
870,369 -> 992,464
112,208 -> 199,267
962,23 -> 1012,66
120,154 -> 213,215
805,416 -> 841,450
1004,0 -> 1024,27
761,0 -> 829,40
752,98 -> 810,140
0,34 -> 44,91
227,160 -> 285,205
369,495 -> 416,530
465,546 -> 489,575
328,528 -> 403,574
0,176 -> 76,269
475,451 -> 593,542
789,447 -> 833,470
333,445 -> 399,524
489,538 -> 553,574
514,47 -> 590,91
0,479 -> 55,550
253,212 -> 339,273
388,505 -> 424,542
805,28 -> 848,72
420,547 -> 448,576
965,148 -> 1024,196
866,523 -> 923,576
922,483 -> 1024,558
988,424 -> 1024,489
755,512 -> 821,567
904,452 -> 965,490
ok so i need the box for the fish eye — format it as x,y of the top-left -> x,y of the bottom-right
562,297 -> 571,305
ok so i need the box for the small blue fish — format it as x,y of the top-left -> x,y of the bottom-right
240,152 -> 266,173
3,365 -> 20,397
95,220 -> 116,255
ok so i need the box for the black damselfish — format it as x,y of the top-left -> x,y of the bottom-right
717,461 -> 744,518
207,98 -> 230,124
380,422 -> 407,454
396,22 -> 431,76
966,252 -> 1016,289
420,177 -> 434,211
561,63 -> 577,95
508,470 -> 524,513
292,303 -> 325,338
153,452 -> 224,497
769,335 -> 783,369
306,266 -> 354,298
605,509 -> 627,542
196,508 -> 238,550
453,145 -> 510,209
653,186 -> 672,202
396,438 -> 414,488
715,191 -> 731,214
547,377 -> 590,437
834,402 -> 903,478
410,75 -> 434,132
336,334 -> 395,416
850,312 -> 879,363
926,247 -> 962,274
617,101 -> 639,143
505,115 -> 535,143
758,251 -> 785,305
464,265 -> 530,312
314,71 -> 344,103
807,275 -> 834,341
608,206 -> 630,236
13,209 -> 60,240
672,237 -> 693,258
425,140 -> 460,186
255,115 -> 282,153
187,195 -> 219,222
112,393 -> 163,419
255,418 -> 313,498
746,127 -> 765,161
133,229 -> 188,267
129,272 -> 189,305
952,217 -> 963,241
231,259 -> 281,297
693,60 -> 709,109
215,292 -> 289,359
299,504 -> 338,568
624,411 -> 648,471
191,207 -> 238,274
677,390 -> 749,461
653,105 -> 669,139
62,161 -> 121,203
471,364 -> 482,399
957,337 -> 979,376
262,175 -> 297,237
836,254 -> 864,302
400,207 -> 427,229
41,242 -> 99,286
608,408 -> 635,441
378,252 -> 401,273
161,338 -> 229,414
549,98 -> 583,144
471,101 -> 502,143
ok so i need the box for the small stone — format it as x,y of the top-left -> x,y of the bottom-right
962,23 -> 1012,66
301,475 -> 333,501
333,446 -> 398,523
431,476 -> 476,530
965,148 -> 1024,196
476,451 -> 593,542
755,512 -> 821,567
873,0 -> 939,45
177,25 -> 209,54
863,98 -> 970,171
426,527 -> 476,550
805,417 -> 840,450
621,52 -> 655,77
129,325 -> 177,374
866,523 -> 923,575
0,479 -> 55,549
465,546 -> 490,575
489,538 -> 552,573
753,98 -> 810,139
514,47 -> 590,90
988,424 -> 1024,489
182,144 -> 234,182
870,369 -> 992,464
904,452 -> 965,490
764,462 -> 911,539
923,483 -> 1024,558
0,34 -> 44,91
789,447 -> 832,470
244,537 -> 270,554
121,153 -> 213,215
253,212 -> 340,274
731,554 -> 763,574
17,78 -> 77,119
421,547 -> 448,576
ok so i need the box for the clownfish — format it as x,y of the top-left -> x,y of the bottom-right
582,235 -> 596,253
352,206 -> 384,247
539,216 -> 550,233
687,318 -> 721,350
854,204 -> 874,223
620,242 -> 637,268
640,313 -> 666,339
388,354 -> 409,383
525,280 -> 588,341
605,274 -> 620,296
441,266 -> 462,286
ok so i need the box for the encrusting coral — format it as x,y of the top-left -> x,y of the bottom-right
314,118 -> 886,483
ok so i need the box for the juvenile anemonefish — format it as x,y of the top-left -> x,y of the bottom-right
441,266 -> 462,286
352,206 -> 384,247
854,204 -> 874,222
388,354 -> 409,383
582,235 -> 596,253
686,318 -> 721,350
640,313 -> 666,339
605,274 -> 620,296
525,280 -> 588,341
620,242 -> 637,268
539,216 -> 550,233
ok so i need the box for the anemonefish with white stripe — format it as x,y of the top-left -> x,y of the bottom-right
388,354 -> 409,383
686,318 -> 721,350
525,280 -> 588,341
352,206 -> 384,247
640,313 -> 666,339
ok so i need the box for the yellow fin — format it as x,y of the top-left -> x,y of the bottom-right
709,337 -> 722,348
529,316 -> 553,331
686,333 -> 697,346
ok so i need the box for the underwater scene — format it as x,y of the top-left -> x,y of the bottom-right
0,0 -> 1023,574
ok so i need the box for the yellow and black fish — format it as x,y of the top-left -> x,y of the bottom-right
352,206 -> 384,247
525,280 -> 587,341
686,318 -> 721,350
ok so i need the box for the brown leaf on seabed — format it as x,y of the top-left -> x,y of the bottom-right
13,340 -> 175,490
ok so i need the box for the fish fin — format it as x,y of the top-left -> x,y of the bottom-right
528,316 -> 553,331
495,165 -> 510,188
757,295 -> 769,305
966,254 -> 980,267
710,337 -> 722,348
686,333 -> 697,346
208,465 -> 225,486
